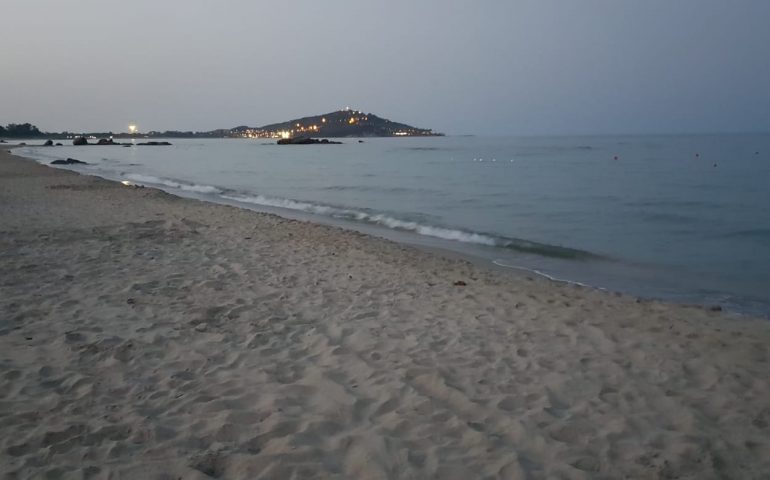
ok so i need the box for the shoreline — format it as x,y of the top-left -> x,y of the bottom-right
2,146 -> 769,478
13,143 -> 767,317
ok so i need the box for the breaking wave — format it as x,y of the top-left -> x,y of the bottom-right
116,173 -> 599,261
220,193 -> 598,260
123,174 -> 222,194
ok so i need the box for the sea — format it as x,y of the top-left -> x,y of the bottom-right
14,133 -> 770,317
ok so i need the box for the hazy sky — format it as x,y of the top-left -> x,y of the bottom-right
2,0 -> 769,135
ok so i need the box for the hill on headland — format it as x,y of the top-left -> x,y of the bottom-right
232,109 -> 441,138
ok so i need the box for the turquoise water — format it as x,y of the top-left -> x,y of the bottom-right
16,134 -> 770,316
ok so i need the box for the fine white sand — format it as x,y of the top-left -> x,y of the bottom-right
1,147 -> 769,479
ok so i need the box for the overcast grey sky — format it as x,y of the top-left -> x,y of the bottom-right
2,0 -> 769,135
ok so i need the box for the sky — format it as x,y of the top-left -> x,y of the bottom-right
2,0 -> 769,135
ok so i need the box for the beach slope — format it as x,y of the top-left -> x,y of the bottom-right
1,148 -> 769,479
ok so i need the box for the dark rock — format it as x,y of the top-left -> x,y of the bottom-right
43,140 -> 54,146
73,136 -> 88,146
96,138 -> 115,145
358,140 -> 364,143
137,141 -> 172,146
19,142 -> 26,146
0,140 -> 6,143
453,280 -> 467,286
277,137 -> 342,145
55,143 -> 63,146
51,158 -> 88,165
709,305 -> 723,312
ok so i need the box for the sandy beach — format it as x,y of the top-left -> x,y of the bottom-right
1,147 -> 769,479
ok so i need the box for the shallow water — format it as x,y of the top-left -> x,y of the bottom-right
15,133 -> 770,316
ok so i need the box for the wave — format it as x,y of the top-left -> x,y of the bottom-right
116,172 -> 599,261
492,259 -> 600,288
721,228 -> 770,240
221,193 -> 598,260
320,185 -> 421,194
123,173 -> 222,194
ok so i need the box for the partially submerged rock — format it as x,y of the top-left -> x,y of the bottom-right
137,141 -> 172,146
43,140 -> 54,146
277,137 -> 342,145
51,158 -> 88,165
72,136 -> 88,146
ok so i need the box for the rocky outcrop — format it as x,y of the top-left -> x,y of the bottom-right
43,140 -> 54,146
96,138 -> 115,145
73,137 -> 88,146
51,158 -> 88,165
277,137 -> 342,145
137,141 -> 172,146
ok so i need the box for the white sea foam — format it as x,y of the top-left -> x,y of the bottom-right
365,214 -> 499,245
124,174 -> 221,194
221,193 -> 502,247
220,194 -> 338,215
492,259 -> 597,288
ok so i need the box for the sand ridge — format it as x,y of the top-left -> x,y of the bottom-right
1,148 -> 769,479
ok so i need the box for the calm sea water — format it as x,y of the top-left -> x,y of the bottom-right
15,134 -> 770,316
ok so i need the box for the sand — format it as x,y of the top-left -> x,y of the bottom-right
1,147 -> 769,479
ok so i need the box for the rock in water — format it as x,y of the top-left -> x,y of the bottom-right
277,137 -> 342,145
51,158 -> 88,165
137,141 -> 172,146
43,139 -> 54,146
72,136 -> 88,146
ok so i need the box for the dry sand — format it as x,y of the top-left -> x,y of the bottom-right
1,147 -> 769,479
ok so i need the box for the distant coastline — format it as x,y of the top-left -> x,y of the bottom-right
0,109 -> 442,141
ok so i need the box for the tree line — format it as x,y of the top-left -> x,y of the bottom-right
0,123 -> 43,137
